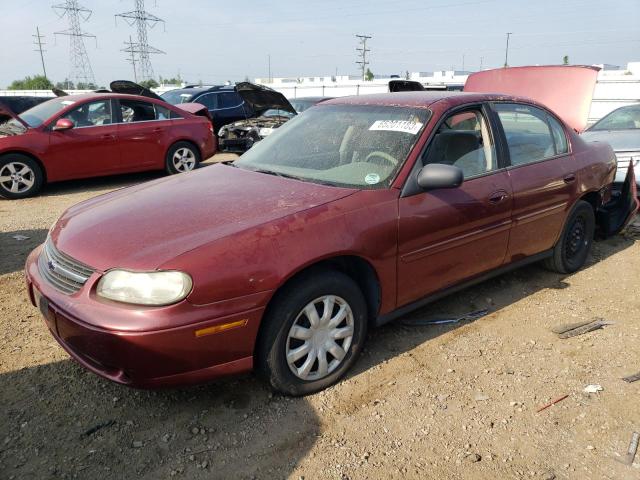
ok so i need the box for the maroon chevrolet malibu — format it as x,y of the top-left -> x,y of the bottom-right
25,87 -> 637,395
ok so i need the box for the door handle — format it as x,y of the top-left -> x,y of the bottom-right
101,134 -> 115,140
152,127 -> 162,133
488,191 -> 509,204
563,174 -> 576,184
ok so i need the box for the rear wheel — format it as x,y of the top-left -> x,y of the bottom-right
0,154 -> 44,199
256,270 -> 368,396
543,200 -> 595,273
165,141 -> 200,174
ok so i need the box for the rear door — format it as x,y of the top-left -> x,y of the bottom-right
45,98 -> 120,177
115,98 -> 172,170
214,92 -> 248,131
397,104 -> 513,306
491,102 -> 577,261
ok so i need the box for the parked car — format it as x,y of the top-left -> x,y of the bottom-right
25,89 -> 637,396
217,83 -> 297,152
161,85 -> 249,134
582,104 -> 640,193
0,90 -> 215,199
0,96 -> 51,115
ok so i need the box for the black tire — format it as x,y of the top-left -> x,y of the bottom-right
256,269 -> 368,396
0,154 -> 44,199
543,200 -> 595,274
165,141 -> 200,175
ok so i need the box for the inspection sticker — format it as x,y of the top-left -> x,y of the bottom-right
364,173 -> 381,185
369,120 -> 423,135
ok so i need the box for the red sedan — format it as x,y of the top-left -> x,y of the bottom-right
25,87 -> 637,395
0,92 -> 216,199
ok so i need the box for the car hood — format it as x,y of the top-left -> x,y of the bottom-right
464,65 -> 600,132
235,82 -> 296,116
51,164 -> 357,272
581,129 -> 640,152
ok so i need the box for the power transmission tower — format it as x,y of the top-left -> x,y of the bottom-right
355,34 -> 371,81
116,0 -> 165,82
33,27 -> 48,79
122,35 -> 138,82
53,0 -> 96,86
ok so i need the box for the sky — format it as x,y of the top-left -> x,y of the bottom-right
0,0 -> 639,88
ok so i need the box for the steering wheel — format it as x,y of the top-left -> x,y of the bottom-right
364,151 -> 398,167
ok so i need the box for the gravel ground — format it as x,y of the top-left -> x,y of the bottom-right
1,161 -> 639,480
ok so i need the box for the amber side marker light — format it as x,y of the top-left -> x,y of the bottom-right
195,319 -> 248,338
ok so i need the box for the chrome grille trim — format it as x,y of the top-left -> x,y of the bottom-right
38,238 -> 95,295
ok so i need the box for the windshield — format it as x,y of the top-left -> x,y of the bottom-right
235,104 -> 430,188
589,105 -> 640,131
161,90 -> 195,104
290,99 -> 316,113
18,98 -> 75,127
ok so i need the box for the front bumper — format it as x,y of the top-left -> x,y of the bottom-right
25,246 -> 267,388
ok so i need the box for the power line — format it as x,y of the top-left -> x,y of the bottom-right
53,0 -> 96,86
122,35 -> 138,82
116,0 -> 165,82
355,34 -> 371,81
33,27 -> 47,79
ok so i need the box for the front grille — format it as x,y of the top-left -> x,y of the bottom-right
38,238 -> 94,294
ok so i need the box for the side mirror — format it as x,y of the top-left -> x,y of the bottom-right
52,118 -> 74,131
417,164 -> 464,190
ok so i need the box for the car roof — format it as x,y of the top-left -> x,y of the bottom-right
51,92 -> 166,103
322,91 -> 531,109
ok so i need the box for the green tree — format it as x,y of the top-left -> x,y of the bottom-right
139,79 -> 159,89
55,79 -> 75,90
365,68 -> 374,81
8,75 -> 53,90
563,55 -> 569,65
76,82 -> 98,90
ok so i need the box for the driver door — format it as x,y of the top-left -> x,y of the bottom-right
397,105 -> 513,306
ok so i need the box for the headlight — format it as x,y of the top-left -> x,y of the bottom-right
97,270 -> 193,306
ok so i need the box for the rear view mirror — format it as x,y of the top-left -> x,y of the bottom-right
417,164 -> 464,190
52,118 -> 74,131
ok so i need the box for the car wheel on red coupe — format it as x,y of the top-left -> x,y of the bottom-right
0,154 -> 44,199
544,200 -> 596,274
257,270 -> 368,396
165,141 -> 200,175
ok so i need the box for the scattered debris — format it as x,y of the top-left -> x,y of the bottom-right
473,393 -> 490,401
536,394 -> 569,413
82,420 -> 116,437
622,372 -> 640,383
402,309 -> 489,326
553,318 -> 611,339
11,234 -> 29,241
617,432 -> 639,466
584,384 -> 604,394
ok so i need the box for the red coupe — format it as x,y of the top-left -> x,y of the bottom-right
0,91 -> 216,199
25,70 -> 637,395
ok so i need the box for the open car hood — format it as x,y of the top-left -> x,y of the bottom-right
464,65 -> 600,132
389,80 -> 425,92
175,102 -> 212,120
235,82 -> 296,116
0,102 -> 28,128
109,80 -> 164,101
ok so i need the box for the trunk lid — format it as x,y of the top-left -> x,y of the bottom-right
464,65 -> 600,132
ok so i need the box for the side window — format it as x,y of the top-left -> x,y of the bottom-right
62,100 -> 112,127
196,93 -> 217,110
547,115 -> 568,155
119,100 -> 156,123
219,92 -> 242,109
155,104 -> 171,120
494,103 -> 557,166
422,108 -> 497,179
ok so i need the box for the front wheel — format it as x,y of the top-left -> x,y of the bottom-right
0,154 -> 44,199
165,142 -> 200,175
256,270 -> 368,396
543,200 -> 595,274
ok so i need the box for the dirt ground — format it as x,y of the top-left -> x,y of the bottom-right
1,160 -> 639,480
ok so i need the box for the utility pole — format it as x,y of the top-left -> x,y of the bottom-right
33,27 -> 48,79
462,53 -> 465,72
122,35 -> 138,82
355,34 -> 371,81
53,0 -> 96,86
480,56 -> 484,71
116,0 -> 165,82
268,54 -> 271,83
504,32 -> 512,68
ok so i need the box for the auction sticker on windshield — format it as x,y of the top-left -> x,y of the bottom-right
369,120 -> 423,135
